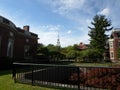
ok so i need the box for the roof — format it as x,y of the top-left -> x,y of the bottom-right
77,42 -> 88,50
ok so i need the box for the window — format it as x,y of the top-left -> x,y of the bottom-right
26,39 -> 29,43
7,38 -> 14,58
10,32 -> 14,37
110,52 -> 114,59
117,33 -> 120,38
110,41 -> 113,48
24,45 -> 30,58
118,42 -> 120,47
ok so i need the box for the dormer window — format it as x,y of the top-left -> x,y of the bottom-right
10,32 -> 14,37
26,39 -> 29,43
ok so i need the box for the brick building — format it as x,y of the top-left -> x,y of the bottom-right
0,16 -> 38,59
109,28 -> 120,62
77,42 -> 89,50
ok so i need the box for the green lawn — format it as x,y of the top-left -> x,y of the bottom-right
70,62 -> 113,67
0,70 -> 75,90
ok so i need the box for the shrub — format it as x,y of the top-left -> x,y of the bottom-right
81,49 -> 103,62
69,67 -> 120,89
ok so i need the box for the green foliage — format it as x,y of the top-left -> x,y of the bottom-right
81,49 -> 103,62
47,44 -> 58,52
88,15 -> 113,53
66,50 -> 77,59
37,44 -> 65,61
37,43 -> 104,62
117,48 -> 120,59
37,44 -> 49,59
82,49 -> 102,58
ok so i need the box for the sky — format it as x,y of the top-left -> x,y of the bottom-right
0,0 -> 120,47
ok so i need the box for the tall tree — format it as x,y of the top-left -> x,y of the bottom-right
88,15 -> 113,53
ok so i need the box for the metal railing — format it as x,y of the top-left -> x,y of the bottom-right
13,62 -> 120,90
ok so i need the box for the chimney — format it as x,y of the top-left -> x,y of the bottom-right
23,25 -> 29,31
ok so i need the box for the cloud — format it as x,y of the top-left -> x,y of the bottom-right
32,25 -> 61,46
98,8 -> 110,16
0,8 -> 30,28
61,34 -> 90,47
38,25 -> 60,31
31,24 -> 90,47
58,0 -> 85,10
67,30 -> 72,34
86,19 -> 91,26
52,0 -> 85,14
55,0 -> 85,9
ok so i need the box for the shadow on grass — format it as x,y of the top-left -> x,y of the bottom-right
0,70 -> 12,76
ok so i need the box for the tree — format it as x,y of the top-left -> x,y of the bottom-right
66,50 -> 77,59
47,44 -> 58,52
37,43 -> 49,58
81,49 -> 102,62
88,15 -> 113,54
117,48 -> 120,59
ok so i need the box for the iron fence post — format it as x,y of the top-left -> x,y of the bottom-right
32,65 -> 34,85
12,63 -> 16,83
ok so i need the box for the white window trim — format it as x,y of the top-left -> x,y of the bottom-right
7,38 -> 14,58
110,52 -> 114,59
110,41 -> 113,48
24,45 -> 30,58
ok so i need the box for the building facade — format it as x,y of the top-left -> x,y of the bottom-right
0,16 -> 38,59
109,28 -> 120,62
77,42 -> 89,50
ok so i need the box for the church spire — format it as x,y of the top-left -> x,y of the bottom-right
57,31 -> 61,48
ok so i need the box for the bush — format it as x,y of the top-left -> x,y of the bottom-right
81,49 -> 103,62
69,68 -> 120,89
35,54 -> 50,63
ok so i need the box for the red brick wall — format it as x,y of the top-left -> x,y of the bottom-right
0,26 -> 10,57
0,25 -> 38,59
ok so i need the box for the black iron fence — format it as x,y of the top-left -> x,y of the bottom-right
13,62 -> 120,90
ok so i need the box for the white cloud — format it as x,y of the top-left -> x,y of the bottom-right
52,0 -> 85,14
98,8 -> 110,16
38,25 -> 60,31
61,34 -> 90,47
86,19 -> 91,24
67,30 -> 72,34
59,0 -> 85,10
31,25 -> 61,46
86,19 -> 91,26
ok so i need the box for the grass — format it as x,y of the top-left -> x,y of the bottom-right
70,62 -> 114,67
0,70 -> 75,90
